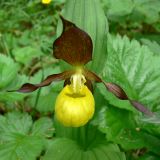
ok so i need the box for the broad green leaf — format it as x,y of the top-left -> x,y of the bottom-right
1,33 -> 18,51
100,35 -> 160,112
59,0 -> 108,73
28,90 -> 58,113
0,112 -> 32,141
98,106 -> 146,149
31,117 -> 54,137
0,54 -> 19,89
0,91 -> 25,102
140,112 -> 160,124
0,74 -> 28,102
12,46 -> 43,65
42,138 -> 126,160
0,134 -> 43,160
98,35 -> 160,153
103,0 -> 160,24
52,120 -> 126,160
0,112 -> 53,160
98,83 -> 135,112
140,39 -> 160,56
133,0 -> 160,23
98,106 -> 160,154
105,0 -> 133,16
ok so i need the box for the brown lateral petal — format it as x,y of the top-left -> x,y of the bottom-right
63,78 -> 71,87
83,69 -> 102,82
84,70 -> 128,99
17,83 -> 38,93
53,16 -> 93,65
85,79 -> 93,93
105,83 -> 153,115
105,82 -> 153,115
105,82 -> 128,100
130,100 -> 154,116
15,71 -> 73,93
84,70 -> 153,115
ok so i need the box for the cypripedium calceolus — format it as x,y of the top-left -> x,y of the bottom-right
15,17 -> 153,127
41,0 -> 51,4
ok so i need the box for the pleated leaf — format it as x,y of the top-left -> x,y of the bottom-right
42,138 -> 126,160
58,0 -> 108,73
45,120 -> 126,160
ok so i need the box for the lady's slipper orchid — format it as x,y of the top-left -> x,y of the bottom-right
15,16 -> 153,127
42,0 -> 51,4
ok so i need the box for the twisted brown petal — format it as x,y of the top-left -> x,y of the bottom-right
130,100 -> 154,116
84,70 -> 153,116
53,16 -> 93,65
11,71 -> 73,93
105,82 -> 128,100
104,82 -> 153,116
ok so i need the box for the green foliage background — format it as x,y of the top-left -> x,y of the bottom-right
0,0 -> 160,160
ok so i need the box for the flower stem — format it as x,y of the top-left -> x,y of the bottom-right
34,57 -> 44,109
80,125 -> 86,150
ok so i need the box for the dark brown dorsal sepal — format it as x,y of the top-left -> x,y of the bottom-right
53,16 -> 93,66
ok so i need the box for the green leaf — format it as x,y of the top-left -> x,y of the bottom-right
51,120 -> 126,160
0,91 -> 25,102
98,106 -> 160,154
0,134 -> 43,160
97,35 -> 160,153
106,0 -> 133,16
59,0 -> 108,73
134,0 -> 160,23
0,112 -> 32,141
98,106 -> 146,149
42,138 -> 126,160
0,74 -> 28,102
0,54 -> 19,89
27,67 -> 62,113
101,35 -> 160,112
103,0 -> 160,24
98,83 -> 135,112
140,38 -> 160,56
31,117 -> 54,137
140,112 -> 160,124
29,90 -> 58,112
12,46 -> 43,65
0,112 -> 53,160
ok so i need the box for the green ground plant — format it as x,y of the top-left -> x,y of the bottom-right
0,0 -> 160,160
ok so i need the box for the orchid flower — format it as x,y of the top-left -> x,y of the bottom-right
15,17 -> 153,127
42,0 -> 51,4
